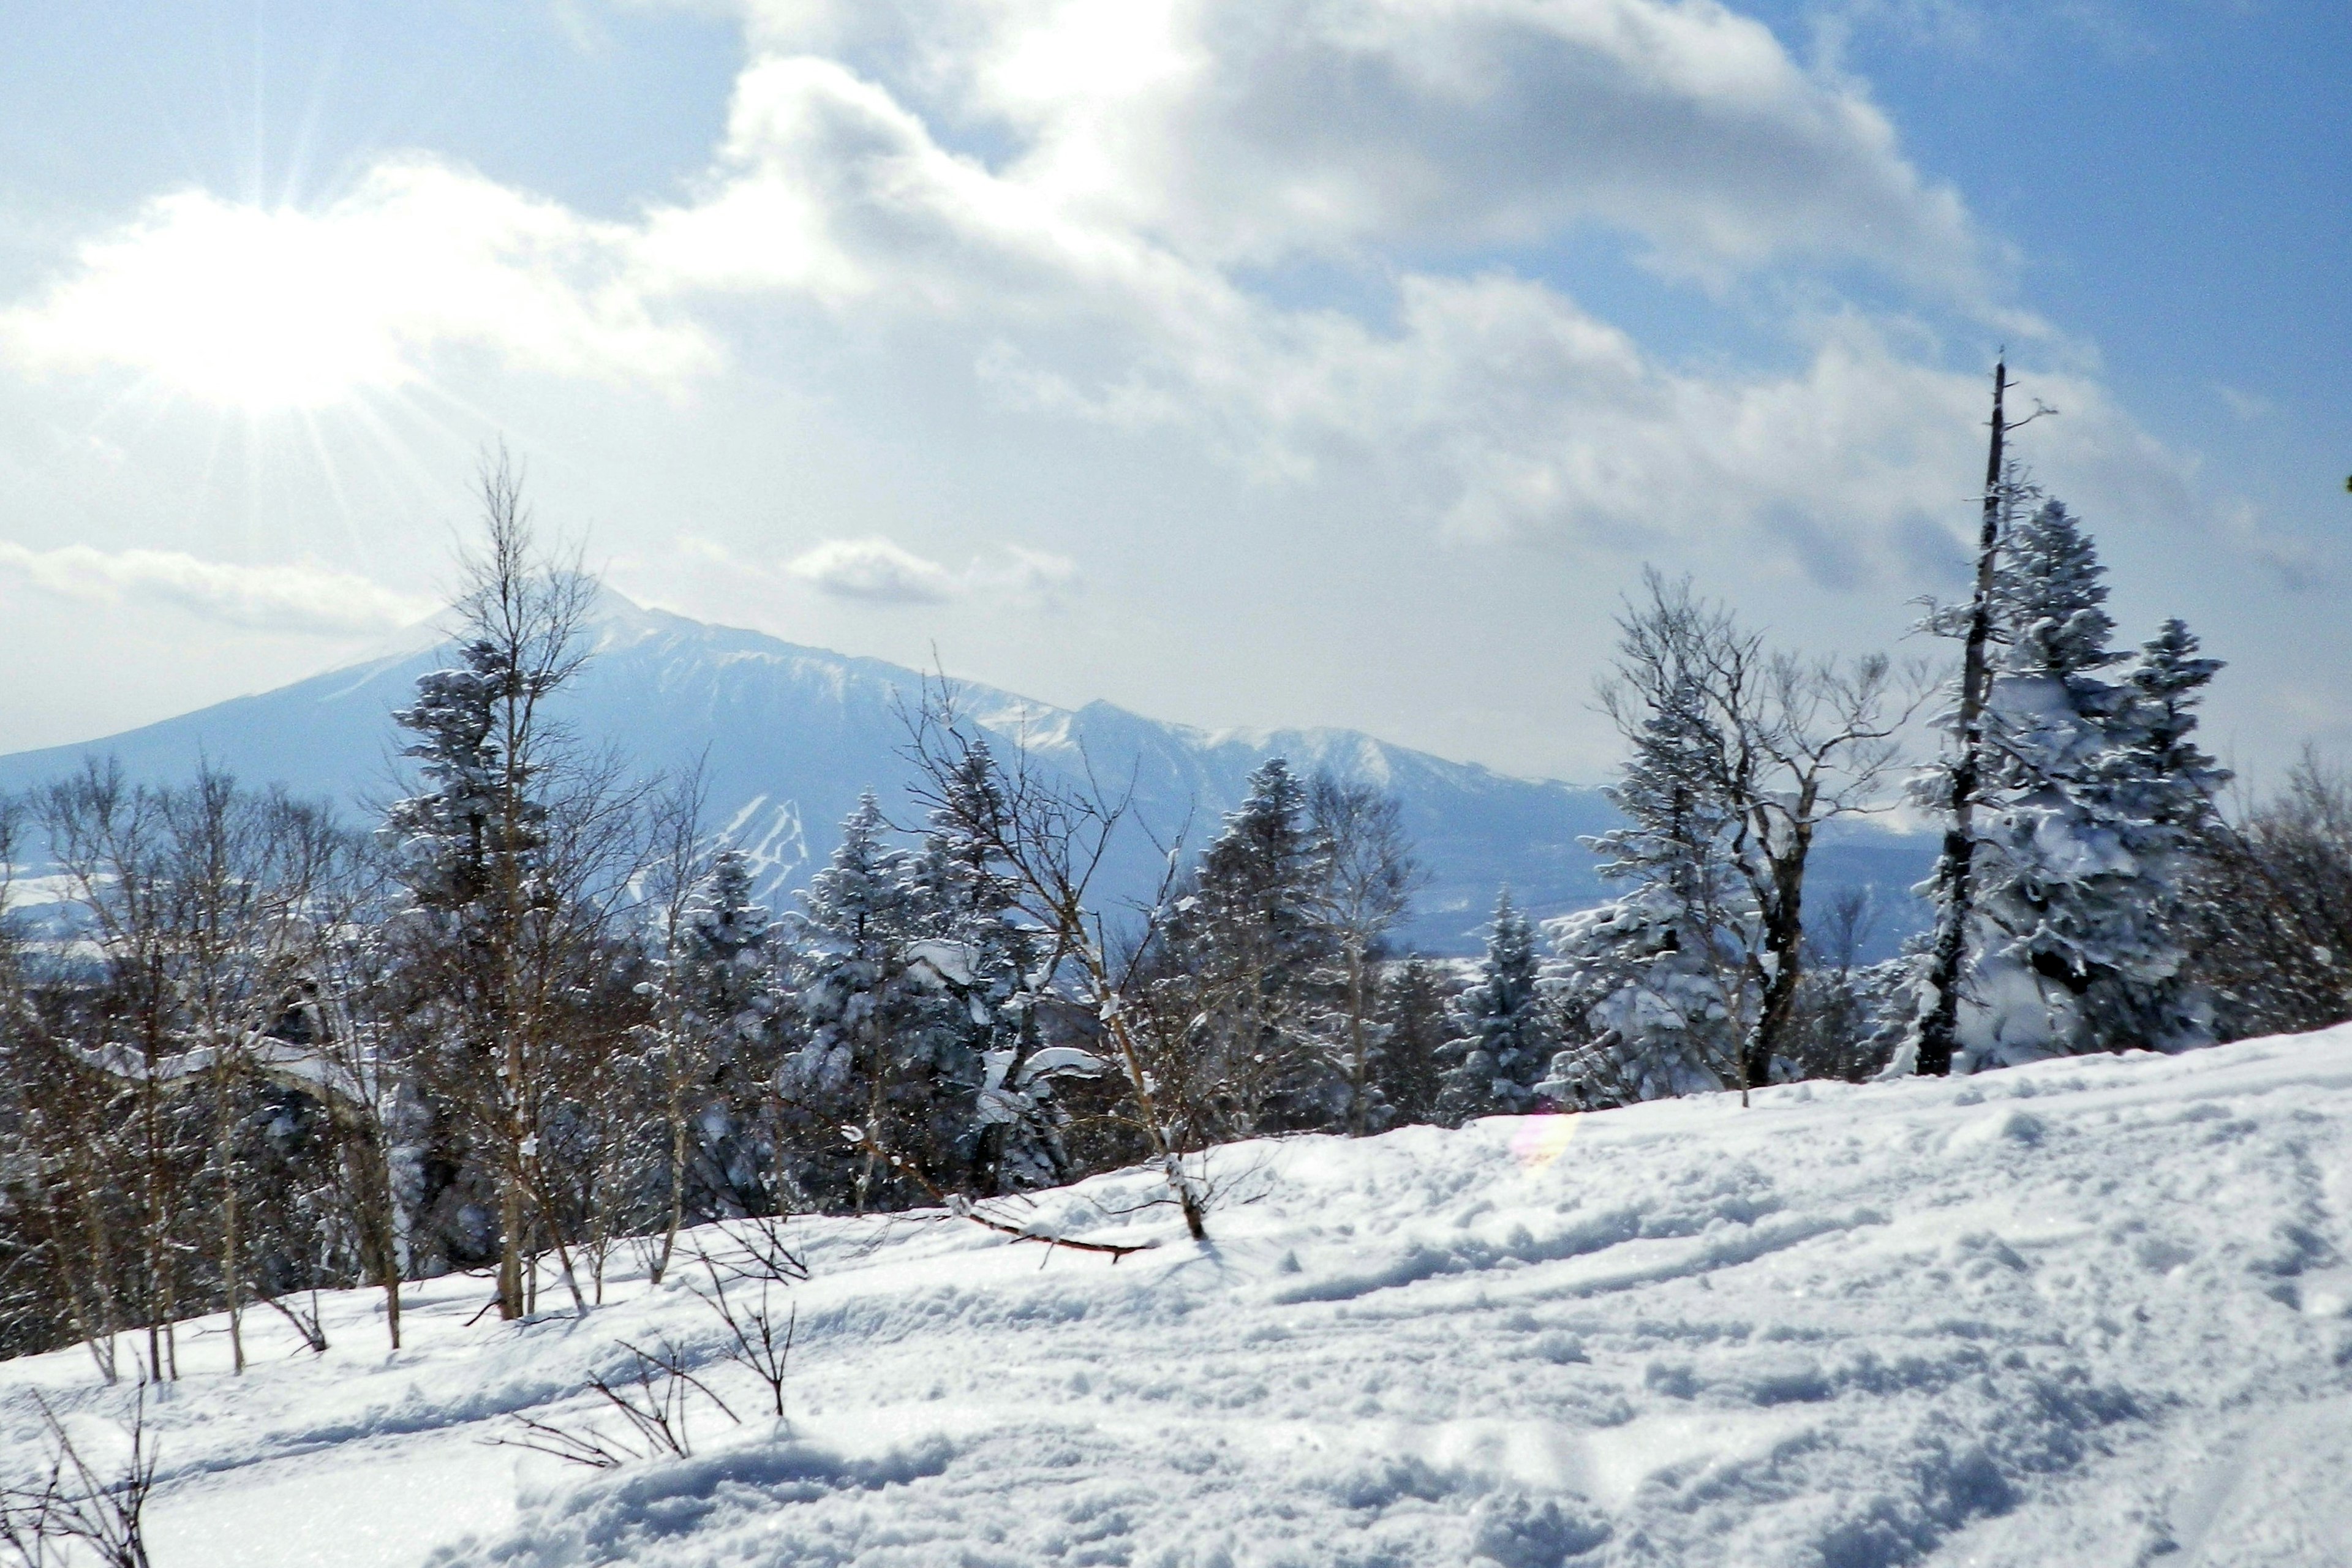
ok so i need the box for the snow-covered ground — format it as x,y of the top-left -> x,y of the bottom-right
7,1028 -> 2352,1567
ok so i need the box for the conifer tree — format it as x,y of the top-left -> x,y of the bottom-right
1373,958 -> 1452,1126
1959,502 -> 2228,1063
677,849 -> 785,1215
1537,888 -> 1738,1108
782,793 -> 944,1210
1172,758 -> 1336,1133
1436,891 -> 1553,1122
903,739 -> 1076,1193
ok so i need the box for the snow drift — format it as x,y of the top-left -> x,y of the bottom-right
5,1028 -> 2350,1567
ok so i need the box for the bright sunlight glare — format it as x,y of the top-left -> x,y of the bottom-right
0,160 -> 709,415
7,192 -> 415,412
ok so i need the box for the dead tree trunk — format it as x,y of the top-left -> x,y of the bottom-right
1912,360 -> 2011,1076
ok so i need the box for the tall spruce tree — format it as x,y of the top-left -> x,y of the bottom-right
1958,501 -> 2227,1065
903,739 -> 1076,1193
677,849 -> 785,1215
1173,758 -> 1336,1134
781,793 -> 957,1210
1436,891 -> 1553,1122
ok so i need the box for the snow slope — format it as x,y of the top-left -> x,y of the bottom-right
6,1029 -> 2351,1567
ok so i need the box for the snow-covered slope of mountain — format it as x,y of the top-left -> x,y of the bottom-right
0,595 -> 1929,952
4,1027 -> 2348,1567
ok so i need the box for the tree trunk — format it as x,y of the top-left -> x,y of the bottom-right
1746,779 -> 1822,1088
1913,360 -> 2010,1076
652,1024 -> 688,1285
1345,943 -> 1371,1136
498,1055 -> 527,1320
217,1061 -> 245,1376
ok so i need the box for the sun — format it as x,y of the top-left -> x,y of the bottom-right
7,190 -> 416,413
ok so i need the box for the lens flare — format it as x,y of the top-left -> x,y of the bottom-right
1510,1114 -> 1580,1170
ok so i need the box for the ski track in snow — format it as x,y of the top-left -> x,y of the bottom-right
6,1030 -> 2351,1567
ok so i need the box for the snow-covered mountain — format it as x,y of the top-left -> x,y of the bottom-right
4,1026 -> 2347,1566
0,595 -> 1929,952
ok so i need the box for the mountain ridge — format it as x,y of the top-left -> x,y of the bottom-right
0,597 -> 1929,954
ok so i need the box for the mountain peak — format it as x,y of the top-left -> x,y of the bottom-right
0,603 -> 1929,954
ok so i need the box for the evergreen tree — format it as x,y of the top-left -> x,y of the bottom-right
903,739 -> 1078,1193
1373,958 -> 1452,1126
1436,892 -> 1554,1122
1536,888 -> 1738,1108
677,850 -> 785,1215
780,793 -> 957,1210
1171,758 -> 1337,1133
1960,502 -> 2228,1064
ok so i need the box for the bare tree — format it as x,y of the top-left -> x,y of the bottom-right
492,1338 -> 737,1469
297,836 -> 420,1350
382,451 -> 651,1319
39,763 -> 193,1379
638,765 -> 712,1286
153,772 -> 338,1373
0,1391 -> 159,1568
2180,750 -> 2352,1039
901,688 -> 1211,1240
1597,571 -> 1914,1097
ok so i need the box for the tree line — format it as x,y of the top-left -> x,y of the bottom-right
4,410 -> 2345,1368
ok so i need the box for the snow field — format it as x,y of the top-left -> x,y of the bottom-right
5,1027 -> 2351,1567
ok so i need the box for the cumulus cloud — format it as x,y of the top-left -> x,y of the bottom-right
783,537 -> 962,602
0,543 -> 435,633
703,535 -> 1082,607
736,0 -> 1991,294
0,0 -> 2180,594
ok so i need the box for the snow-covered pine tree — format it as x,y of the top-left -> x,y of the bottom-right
676,849 -> 786,1215
1959,502 -> 2228,1065
1535,888 -> 1738,1109
2094,618 -> 2230,1044
902,738 -> 1079,1194
1374,957 -> 1453,1126
1172,758 -> 1338,1134
1537,649 -> 1755,1106
1435,891 -> 1554,1122
383,638 -> 541,914
780,793 -> 957,1211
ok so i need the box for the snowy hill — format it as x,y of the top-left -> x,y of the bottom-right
6,1027 -> 2348,1567
0,595 -> 1938,953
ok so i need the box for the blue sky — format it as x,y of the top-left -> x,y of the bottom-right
0,0 -> 2343,786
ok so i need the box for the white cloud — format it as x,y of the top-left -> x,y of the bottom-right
682,535 -> 1082,608
784,536 -> 961,601
0,0 -> 2192,598
977,544 -> 1080,598
0,542 -> 435,633
0,159 -> 714,410
736,0 -> 1992,295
